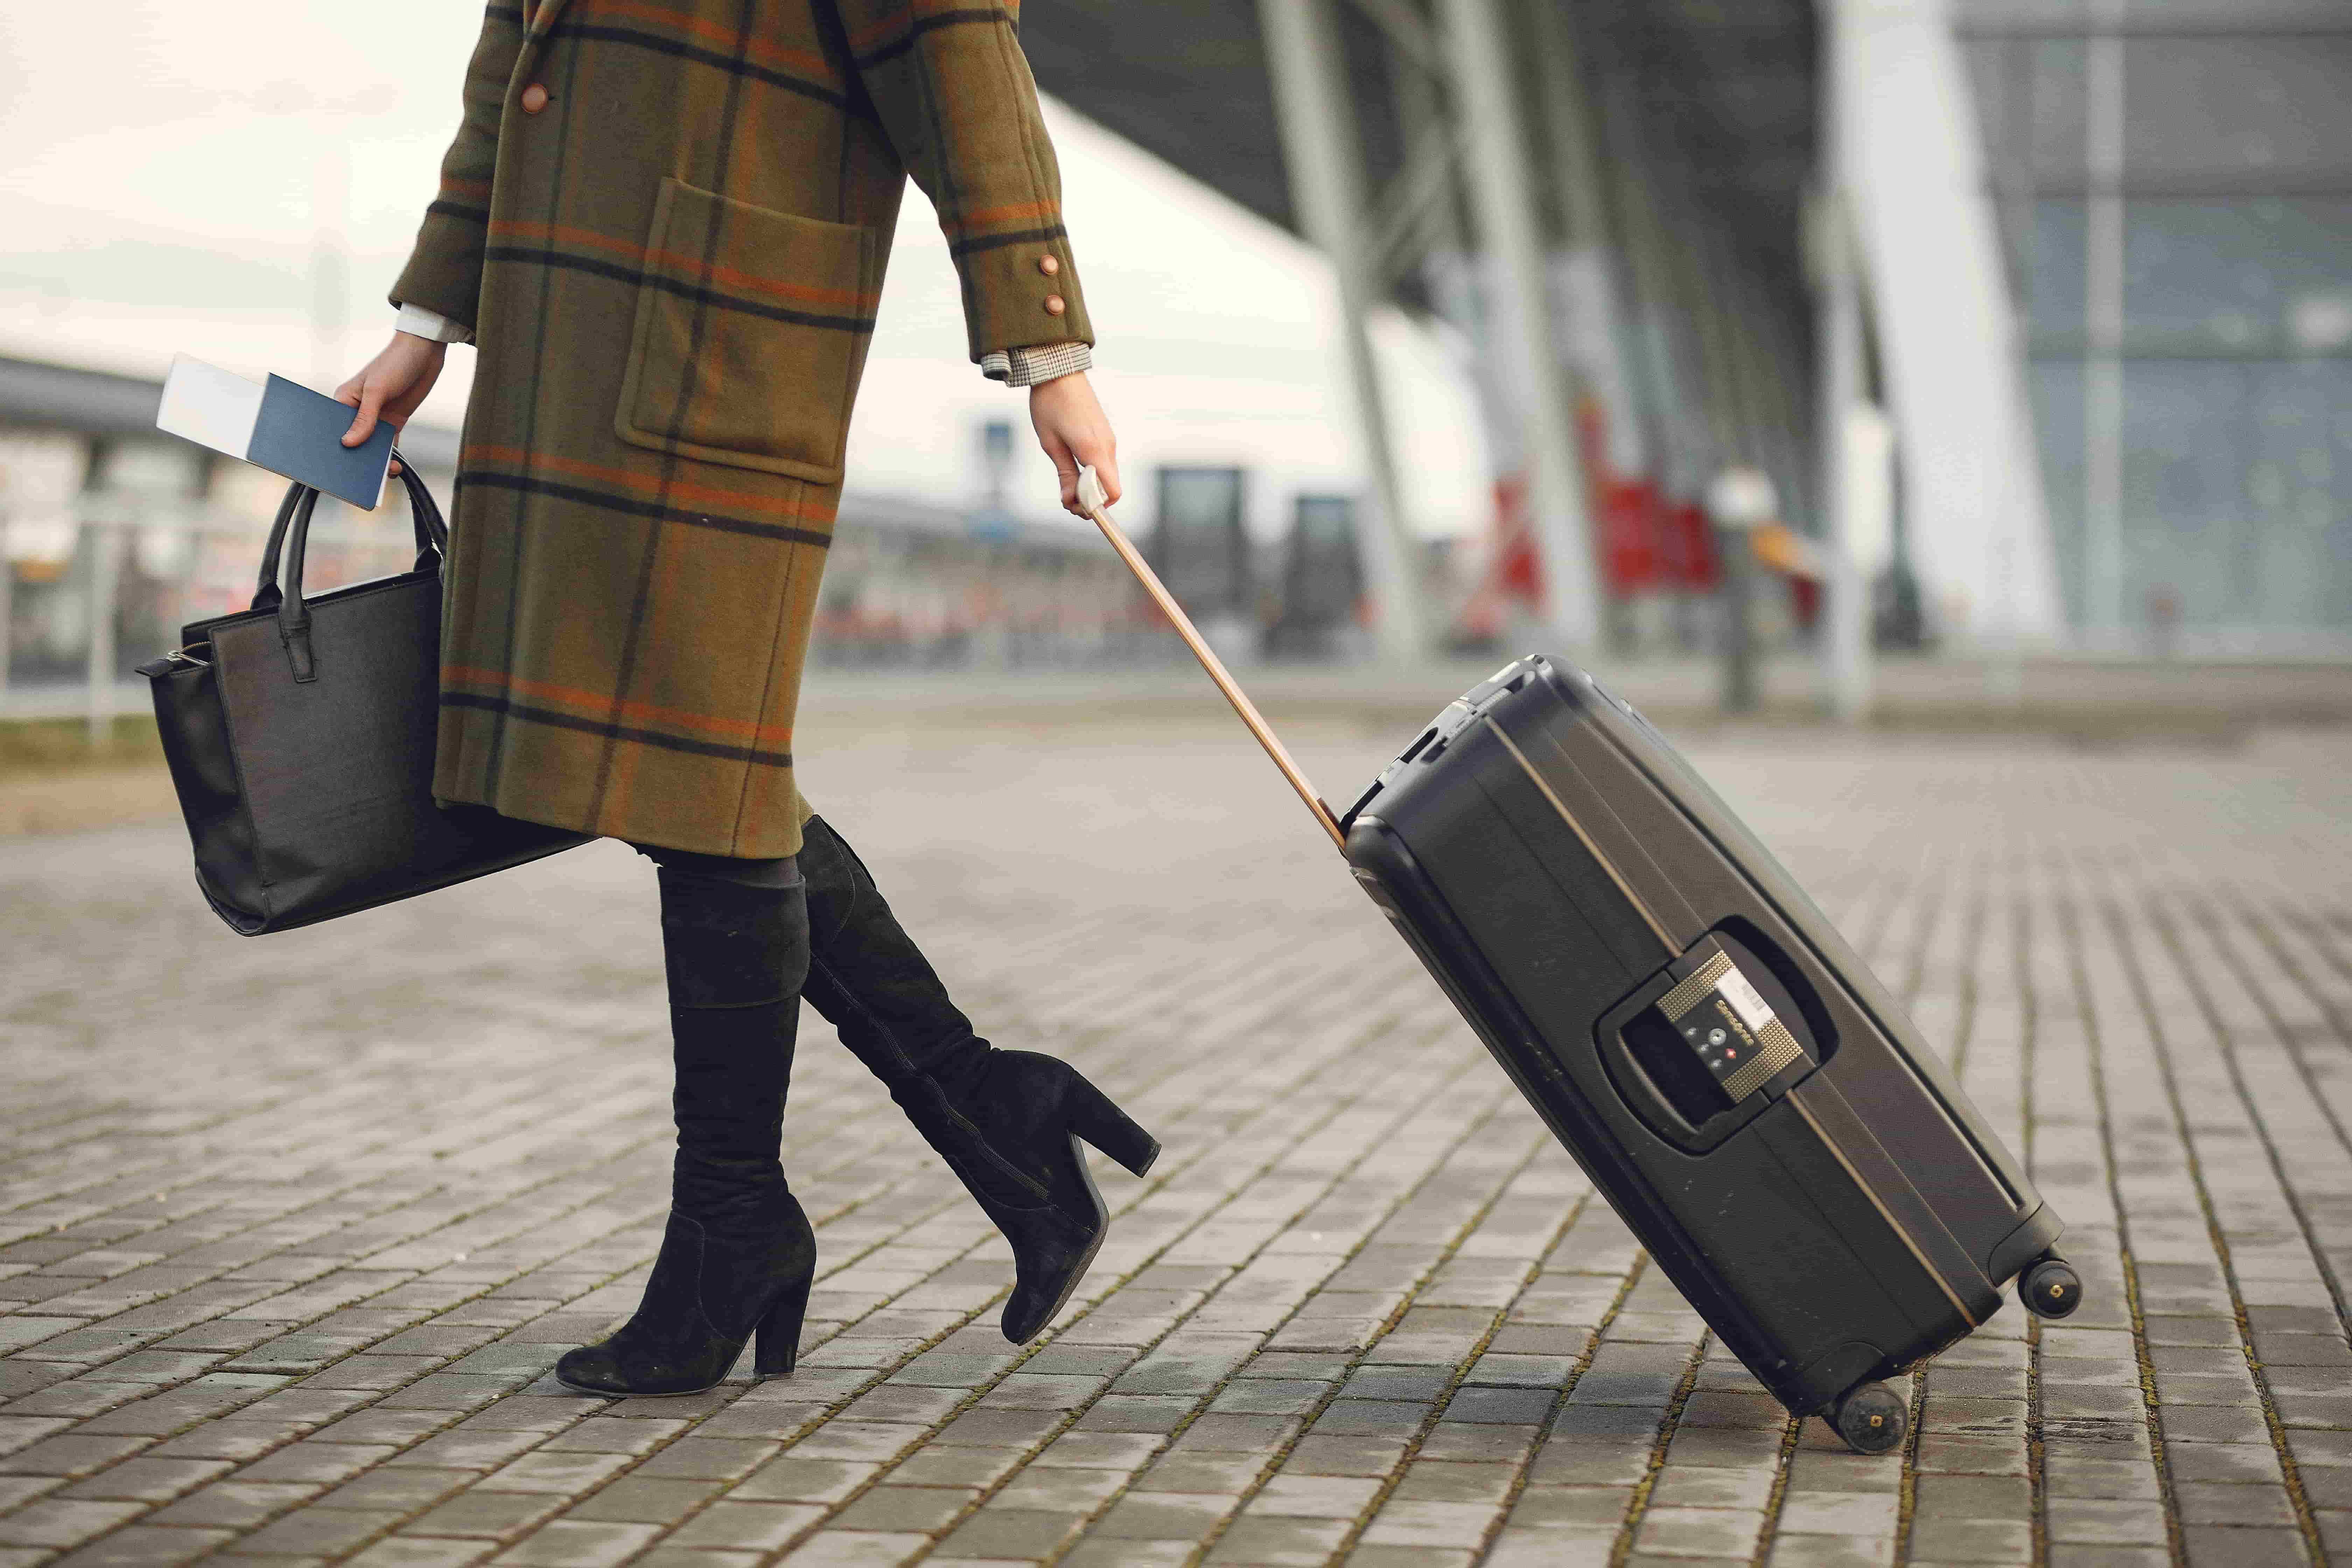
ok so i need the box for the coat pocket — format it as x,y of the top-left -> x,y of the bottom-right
616,177 -> 879,484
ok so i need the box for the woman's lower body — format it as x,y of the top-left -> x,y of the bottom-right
556,817 -> 1158,1397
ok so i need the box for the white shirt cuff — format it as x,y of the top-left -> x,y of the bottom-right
982,342 -> 1091,387
394,303 -> 471,344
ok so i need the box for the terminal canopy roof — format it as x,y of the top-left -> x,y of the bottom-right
1020,0 -> 1819,310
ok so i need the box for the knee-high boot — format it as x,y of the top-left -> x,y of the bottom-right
555,860 -> 819,1396
796,815 -> 1159,1344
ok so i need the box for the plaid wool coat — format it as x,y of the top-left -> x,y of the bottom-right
391,0 -> 1093,856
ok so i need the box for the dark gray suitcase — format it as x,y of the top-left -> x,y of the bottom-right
1070,472 -> 2078,1453
1339,654 -> 2078,1451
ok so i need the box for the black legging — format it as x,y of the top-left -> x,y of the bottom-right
633,841 -> 801,889
639,843 -> 807,1231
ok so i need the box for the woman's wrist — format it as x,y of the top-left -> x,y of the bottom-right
987,342 -> 1093,387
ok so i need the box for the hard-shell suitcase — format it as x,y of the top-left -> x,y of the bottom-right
1337,654 -> 2078,1450
1071,473 -> 2079,1453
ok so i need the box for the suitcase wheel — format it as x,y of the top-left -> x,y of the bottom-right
2021,1256 -> 2082,1320
1829,1381 -> 1907,1455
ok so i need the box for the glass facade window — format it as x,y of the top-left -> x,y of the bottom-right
1959,8 -> 2352,644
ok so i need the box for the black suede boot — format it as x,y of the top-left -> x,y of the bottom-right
556,860 -> 820,1396
797,816 -> 1160,1344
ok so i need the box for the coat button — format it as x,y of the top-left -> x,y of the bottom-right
1038,255 -> 1060,276
1043,294 -> 1065,316
520,83 -> 550,113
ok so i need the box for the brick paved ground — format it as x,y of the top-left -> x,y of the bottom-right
3,709 -> 2350,1567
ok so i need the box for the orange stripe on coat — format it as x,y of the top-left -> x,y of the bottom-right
577,0 -> 842,80
845,0 -> 1009,52
487,219 -> 880,310
463,444 -> 844,521
442,665 -> 796,746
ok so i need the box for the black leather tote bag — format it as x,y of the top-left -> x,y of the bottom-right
140,461 -> 588,934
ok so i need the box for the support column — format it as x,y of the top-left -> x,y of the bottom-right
1598,75 -> 1717,504
0,497 -> 11,710
1257,0 -> 1428,663
1436,0 -> 1601,649
1831,0 -> 2064,643
1525,0 -> 1649,482
1813,184 -> 1873,722
83,523 -> 122,748
2083,0 -> 2126,639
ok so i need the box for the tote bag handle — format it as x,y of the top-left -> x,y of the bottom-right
250,454 -> 448,683
251,454 -> 448,614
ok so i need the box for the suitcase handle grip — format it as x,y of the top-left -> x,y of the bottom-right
1077,467 -> 1347,853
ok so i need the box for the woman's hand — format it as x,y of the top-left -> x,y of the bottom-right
1029,371 -> 1119,516
337,332 -> 449,475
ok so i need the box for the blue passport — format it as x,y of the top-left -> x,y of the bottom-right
156,356 -> 396,509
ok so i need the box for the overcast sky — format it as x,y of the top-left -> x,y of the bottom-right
0,1 -> 1490,541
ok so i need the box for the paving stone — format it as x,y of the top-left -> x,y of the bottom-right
1205,1514 -> 1351,1563
1637,1466 -> 1760,1511
927,1408 -> 1062,1448
1362,1496 -> 1504,1547
387,1429 -> 546,1472
1915,1471 -> 2031,1520
343,1539 -> 498,1567
2174,1480 -> 2298,1527
144,1480 -> 320,1528
933,1505 -> 1085,1556
402,1489 -> 571,1541
1633,1505 -> 1764,1558
774,1530 -> 929,1565
0,1476 -> 62,1511
488,1519 -> 662,1566
1443,1387 -> 1555,1425
1175,1413 -> 1302,1452
232,1506 -> 403,1556
47,1525 -> 236,1567
993,1464 -> 1129,1511
55,1456 -> 232,1503
1392,1460 -> 1514,1503
1909,1517 -> 2036,1563
313,1467 -> 476,1513
833,1385 -> 961,1426
1764,1536 -> 1895,1567
1310,1400 -> 1428,1437
2048,1497 -> 2171,1546
1208,1379 -> 1326,1416
1485,1524 -> 1620,1565
779,1422 -> 925,1464
0,1499 -> 147,1549
240,1442 -> 400,1484
1249,1473 -> 1382,1518
666,1499 -> 827,1549
0,1434 -> 154,1478
1091,1491 -> 1238,1540
1138,1453 -> 1259,1494
2177,1526 -> 2311,1568
1779,1490 -> 1900,1535
471,1448 -> 631,1495
1527,1440 -> 1651,1487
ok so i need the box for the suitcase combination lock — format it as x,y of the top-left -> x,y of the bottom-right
1599,931 -> 1825,1153
1657,946 -> 1811,1103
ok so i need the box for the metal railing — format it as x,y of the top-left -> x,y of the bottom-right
1,487 -> 433,739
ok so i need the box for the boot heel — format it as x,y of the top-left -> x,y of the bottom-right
1068,1078 -> 1161,1178
753,1268 -> 813,1378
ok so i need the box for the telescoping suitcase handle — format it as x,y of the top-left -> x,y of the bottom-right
1076,467 -> 1347,852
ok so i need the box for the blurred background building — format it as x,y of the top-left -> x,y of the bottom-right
1960,0 -> 2352,652
2,0 -> 2348,731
